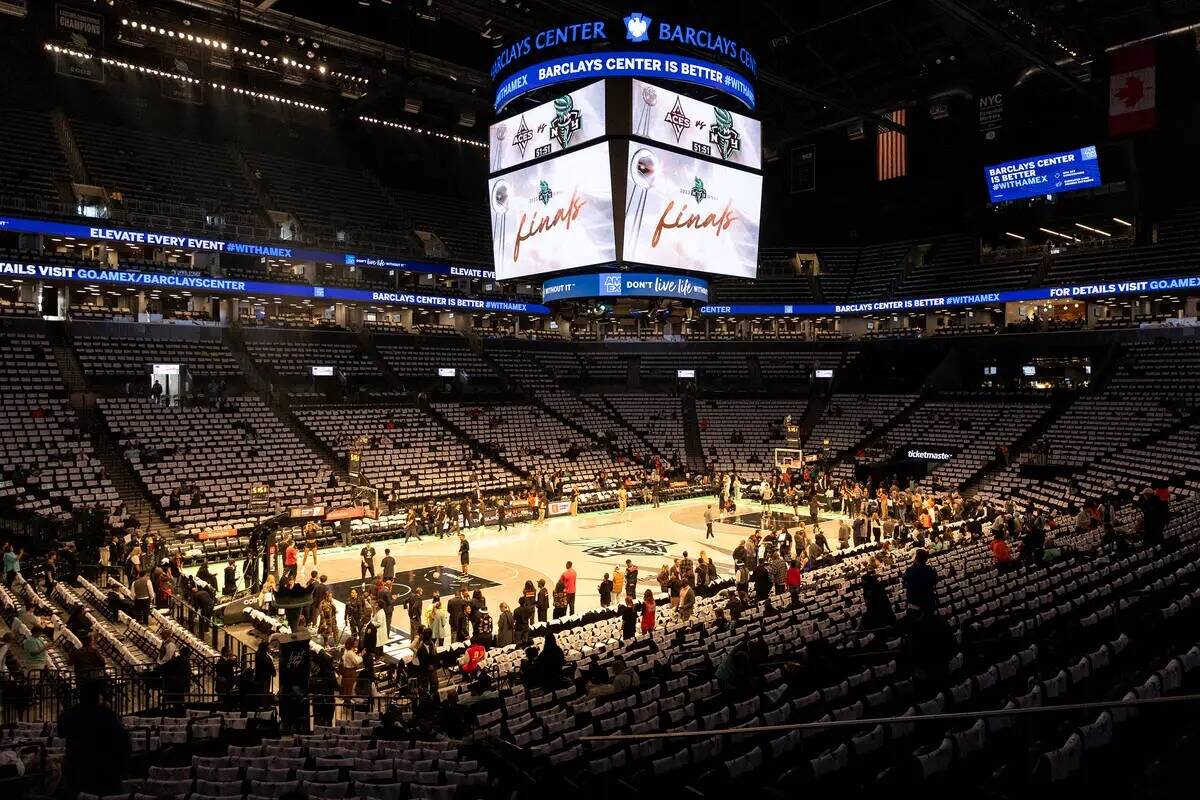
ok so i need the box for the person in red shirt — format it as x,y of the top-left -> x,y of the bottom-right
283,539 -> 298,580
640,589 -> 656,635
990,531 -> 1014,573
786,560 -> 803,607
560,562 -> 577,615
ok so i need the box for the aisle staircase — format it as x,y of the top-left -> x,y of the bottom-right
680,393 -> 706,471
48,329 -> 174,536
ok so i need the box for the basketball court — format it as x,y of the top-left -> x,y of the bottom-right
196,491 -> 851,661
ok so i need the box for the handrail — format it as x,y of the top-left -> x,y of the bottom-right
579,692 -> 1200,741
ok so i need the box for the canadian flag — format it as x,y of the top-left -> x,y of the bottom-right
1108,42 -> 1156,136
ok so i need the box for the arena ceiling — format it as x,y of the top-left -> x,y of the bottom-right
177,0 -> 1197,142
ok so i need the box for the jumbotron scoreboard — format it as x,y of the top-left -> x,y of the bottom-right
486,12 -> 764,304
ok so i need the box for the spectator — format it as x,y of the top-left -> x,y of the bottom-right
598,573 -> 613,608
58,684 -> 131,799
560,561 -> 577,615
902,549 -> 938,610
640,590 -> 656,636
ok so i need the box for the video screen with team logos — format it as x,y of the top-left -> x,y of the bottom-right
489,142 -> 616,280
630,79 -> 761,170
622,144 -> 761,279
489,80 -> 606,173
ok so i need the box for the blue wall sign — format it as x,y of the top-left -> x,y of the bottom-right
985,146 -> 1102,204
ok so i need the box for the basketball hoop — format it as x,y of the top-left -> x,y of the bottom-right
774,447 -> 804,472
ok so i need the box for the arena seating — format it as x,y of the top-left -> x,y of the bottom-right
639,351 -> 749,382
0,108 -> 70,205
240,150 -> 413,252
697,399 -> 809,480
375,337 -> 496,380
73,334 -> 241,379
872,397 -> 1050,489
757,349 -> 847,381
592,394 -> 686,463
98,395 -> 352,537
805,394 -> 920,454
0,330 -> 119,521
293,405 -> 520,501
485,347 -> 650,460
71,119 -> 262,232
436,401 -> 639,481
245,333 -> 382,379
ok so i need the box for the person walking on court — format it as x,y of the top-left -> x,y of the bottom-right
704,505 -> 715,539
360,544 -> 376,582
560,561 -> 577,615
458,534 -> 470,574
380,549 -> 395,581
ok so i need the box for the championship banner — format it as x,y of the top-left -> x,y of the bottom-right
488,142 -> 616,280
790,144 -> 815,193
161,54 -> 204,105
490,80 -> 606,173
1109,43 -> 1156,136
54,4 -> 104,82
631,79 -> 761,169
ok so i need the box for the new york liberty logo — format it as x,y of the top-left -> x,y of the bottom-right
690,177 -> 707,203
538,180 -> 553,205
709,107 -> 741,161
550,95 -> 582,150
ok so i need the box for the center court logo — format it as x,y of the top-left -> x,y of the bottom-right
624,12 -> 652,42
690,178 -> 707,203
537,180 -> 554,205
561,537 -> 673,558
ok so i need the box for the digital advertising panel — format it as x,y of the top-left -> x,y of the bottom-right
985,145 -> 1102,203
488,142 -> 616,280
623,144 -> 761,279
541,271 -> 709,302
489,80 -> 607,173
630,79 -> 761,169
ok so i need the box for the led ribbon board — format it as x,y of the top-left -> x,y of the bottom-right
496,52 -> 755,113
700,275 -> 1200,316
0,260 -> 550,314
541,272 -> 709,302
0,215 -> 495,280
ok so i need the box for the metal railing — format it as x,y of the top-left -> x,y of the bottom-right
0,676 -> 404,725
